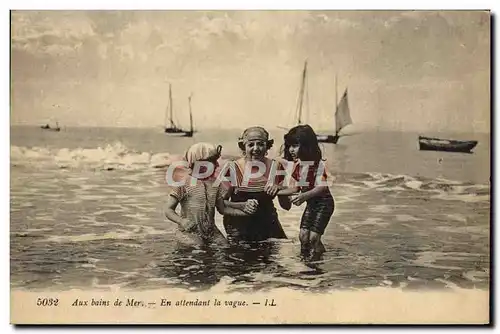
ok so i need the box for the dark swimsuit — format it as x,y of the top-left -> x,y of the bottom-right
223,190 -> 287,242
293,161 -> 335,235
300,195 -> 334,235
222,158 -> 287,242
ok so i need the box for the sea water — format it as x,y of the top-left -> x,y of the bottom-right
10,126 -> 490,292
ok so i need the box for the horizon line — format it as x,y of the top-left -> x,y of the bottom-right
9,124 -> 491,135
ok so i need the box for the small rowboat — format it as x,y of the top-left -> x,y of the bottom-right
418,135 -> 478,153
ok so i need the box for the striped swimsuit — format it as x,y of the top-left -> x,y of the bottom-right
170,178 -> 226,240
222,158 -> 287,242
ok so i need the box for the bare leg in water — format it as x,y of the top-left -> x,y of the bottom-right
309,231 -> 326,259
299,228 -> 311,258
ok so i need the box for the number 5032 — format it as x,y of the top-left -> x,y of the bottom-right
37,298 -> 59,306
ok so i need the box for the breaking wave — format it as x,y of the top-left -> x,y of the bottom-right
335,172 -> 490,203
10,142 -> 181,171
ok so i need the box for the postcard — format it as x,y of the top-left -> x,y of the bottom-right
10,9 -> 490,324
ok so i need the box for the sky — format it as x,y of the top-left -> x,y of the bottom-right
10,10 -> 490,133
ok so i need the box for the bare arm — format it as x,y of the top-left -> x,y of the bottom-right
222,186 -> 246,210
291,169 -> 332,203
164,195 -> 183,224
276,186 -> 300,196
297,185 -> 329,202
275,171 -> 298,210
216,196 -> 249,216
224,201 -> 247,210
164,195 -> 192,231
301,172 -> 331,200
275,164 -> 298,210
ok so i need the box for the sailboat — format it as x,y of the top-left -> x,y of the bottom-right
164,84 -> 194,137
284,60 -> 353,144
316,83 -> 352,144
40,121 -> 61,132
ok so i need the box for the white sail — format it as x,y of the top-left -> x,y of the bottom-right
335,88 -> 352,134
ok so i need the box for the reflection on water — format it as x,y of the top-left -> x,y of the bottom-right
154,242 -> 283,291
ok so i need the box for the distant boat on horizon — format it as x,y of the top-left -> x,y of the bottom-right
163,83 -> 194,137
418,135 -> 478,153
40,121 -> 61,132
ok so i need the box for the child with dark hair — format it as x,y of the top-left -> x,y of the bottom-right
278,124 -> 335,259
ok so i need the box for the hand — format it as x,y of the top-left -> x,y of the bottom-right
264,184 -> 280,198
243,199 -> 258,214
179,218 -> 197,232
290,193 -> 308,206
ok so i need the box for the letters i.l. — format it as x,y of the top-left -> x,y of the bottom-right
264,299 -> 276,306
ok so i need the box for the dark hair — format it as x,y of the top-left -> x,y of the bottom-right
283,124 -> 322,163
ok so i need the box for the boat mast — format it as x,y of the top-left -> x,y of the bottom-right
169,83 -> 175,128
335,73 -> 338,136
188,93 -> 193,133
165,84 -> 170,128
297,60 -> 307,125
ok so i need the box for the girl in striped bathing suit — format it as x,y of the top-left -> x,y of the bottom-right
222,127 -> 291,243
278,125 -> 335,260
164,143 -> 256,247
